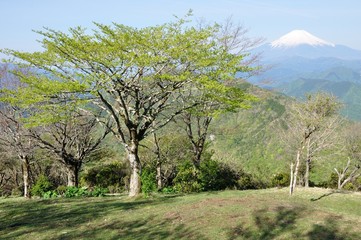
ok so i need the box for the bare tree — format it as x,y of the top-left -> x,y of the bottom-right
334,123 -> 361,190
286,93 -> 341,195
0,106 -> 36,198
30,112 -> 110,187
303,116 -> 343,187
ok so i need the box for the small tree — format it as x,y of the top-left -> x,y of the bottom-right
287,92 -> 341,195
0,106 -> 36,198
335,123 -> 361,190
30,111 -> 110,187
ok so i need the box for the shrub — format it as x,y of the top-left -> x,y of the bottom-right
271,172 -> 290,188
11,187 -> 22,197
161,186 -> 176,194
327,172 -> 339,189
173,161 -> 202,193
141,167 -> 157,197
174,159 -> 242,193
343,182 -> 355,191
64,186 -> 89,197
238,173 -> 256,190
355,177 -> 361,191
82,162 -> 129,189
31,174 -> 53,197
56,185 -> 67,196
43,190 -> 58,199
107,184 -> 122,194
199,159 -> 239,191
62,186 -> 108,198
90,186 -> 108,197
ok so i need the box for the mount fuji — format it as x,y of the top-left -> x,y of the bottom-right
256,30 -> 361,60
249,30 -> 361,120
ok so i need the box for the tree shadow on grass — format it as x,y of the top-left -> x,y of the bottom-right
310,191 -> 335,202
310,190 -> 355,202
228,206 -> 304,240
53,214 -> 206,240
0,195 -> 186,239
307,216 -> 359,240
228,206 -> 360,240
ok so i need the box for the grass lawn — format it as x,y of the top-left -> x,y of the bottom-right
0,188 -> 360,239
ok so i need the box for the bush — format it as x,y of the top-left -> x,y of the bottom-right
82,162 -> 129,189
161,186 -> 176,194
56,185 -> 67,196
64,186 -> 89,197
141,167 -> 157,197
327,172 -> 339,189
237,173 -> 256,190
89,186 -> 108,197
31,175 -> 53,197
343,182 -> 355,191
63,186 -> 108,198
43,190 -> 58,199
11,187 -> 22,197
174,159 -> 243,193
271,172 -> 290,188
173,161 -> 202,193
107,184 -> 122,194
199,159 -> 239,191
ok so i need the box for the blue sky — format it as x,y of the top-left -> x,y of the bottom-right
1,0 -> 360,53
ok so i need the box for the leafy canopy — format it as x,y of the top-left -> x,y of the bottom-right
1,14 -> 255,142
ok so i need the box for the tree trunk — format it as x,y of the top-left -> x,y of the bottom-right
193,146 -> 202,169
65,162 -> 81,187
66,166 -> 76,187
21,156 -> 31,198
127,140 -> 141,197
305,159 -> 310,188
289,162 -> 294,195
304,139 -> 311,188
153,131 -> 163,190
290,150 -> 301,196
156,160 -> 162,190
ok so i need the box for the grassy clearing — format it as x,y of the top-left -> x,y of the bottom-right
0,188 -> 360,239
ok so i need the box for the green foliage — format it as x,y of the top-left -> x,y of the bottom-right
11,188 -> 22,197
327,172 -> 339,189
89,187 -> 109,197
161,187 -> 177,194
141,167 -> 157,197
199,159 -> 239,191
173,161 -> 202,193
82,162 -> 129,189
237,173 -> 257,190
271,172 -> 290,188
64,186 -> 89,198
343,182 -> 355,191
174,159 -> 240,193
43,190 -> 58,199
39,186 -> 108,198
56,185 -> 67,195
31,174 -> 53,197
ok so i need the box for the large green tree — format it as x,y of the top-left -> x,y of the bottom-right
1,15 -> 252,196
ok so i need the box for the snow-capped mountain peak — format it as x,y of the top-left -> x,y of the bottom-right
270,30 -> 335,48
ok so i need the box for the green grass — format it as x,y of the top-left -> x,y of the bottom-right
1,188 -> 360,239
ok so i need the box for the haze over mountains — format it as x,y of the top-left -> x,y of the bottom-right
250,30 -> 361,120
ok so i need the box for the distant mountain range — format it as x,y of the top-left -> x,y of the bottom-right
250,30 -> 361,120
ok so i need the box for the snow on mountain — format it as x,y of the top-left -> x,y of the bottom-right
270,30 -> 335,48
253,30 -> 361,60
